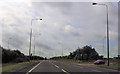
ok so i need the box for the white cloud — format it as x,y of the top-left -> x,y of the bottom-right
0,2 -> 118,58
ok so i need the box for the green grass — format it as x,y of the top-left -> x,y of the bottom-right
2,60 -> 39,72
95,59 -> 119,70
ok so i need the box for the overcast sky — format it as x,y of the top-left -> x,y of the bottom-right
0,1 -> 118,58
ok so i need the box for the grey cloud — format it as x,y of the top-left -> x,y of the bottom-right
0,2 -> 118,58
36,42 -> 53,50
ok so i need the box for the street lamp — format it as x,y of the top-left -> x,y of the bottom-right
29,19 -> 42,61
92,3 -> 110,66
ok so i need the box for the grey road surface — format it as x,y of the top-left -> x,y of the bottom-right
19,60 -> 119,74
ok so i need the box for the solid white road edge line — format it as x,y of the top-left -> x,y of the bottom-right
26,62 -> 42,74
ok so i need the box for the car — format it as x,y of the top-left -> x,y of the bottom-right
94,60 -> 105,65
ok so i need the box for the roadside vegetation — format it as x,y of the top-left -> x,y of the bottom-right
1,46 -> 44,63
2,60 -> 38,72
96,59 -> 119,70
50,45 -> 119,70
53,58 -> 119,70
0,45 -> 45,72
51,45 -> 104,60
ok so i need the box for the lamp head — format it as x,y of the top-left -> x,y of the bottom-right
92,3 -> 97,5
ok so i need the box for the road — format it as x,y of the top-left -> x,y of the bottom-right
19,60 -> 119,74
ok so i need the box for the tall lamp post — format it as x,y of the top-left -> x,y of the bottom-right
92,3 -> 109,66
29,19 -> 42,61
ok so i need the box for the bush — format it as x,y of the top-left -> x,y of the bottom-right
13,57 -> 29,63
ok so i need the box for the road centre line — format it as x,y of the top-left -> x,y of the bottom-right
50,62 -> 59,68
54,65 -> 59,68
26,62 -> 42,74
61,69 -> 69,74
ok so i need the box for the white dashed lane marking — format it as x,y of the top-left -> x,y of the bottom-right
55,65 -> 59,68
61,69 -> 69,74
50,61 -> 69,74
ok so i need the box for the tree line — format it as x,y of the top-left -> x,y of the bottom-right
0,45 -> 44,63
50,45 -> 104,60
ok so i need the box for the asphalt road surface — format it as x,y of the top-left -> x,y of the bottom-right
19,60 -> 119,74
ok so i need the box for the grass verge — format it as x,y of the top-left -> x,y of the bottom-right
53,59 -> 119,70
2,60 -> 39,72
95,59 -> 119,70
